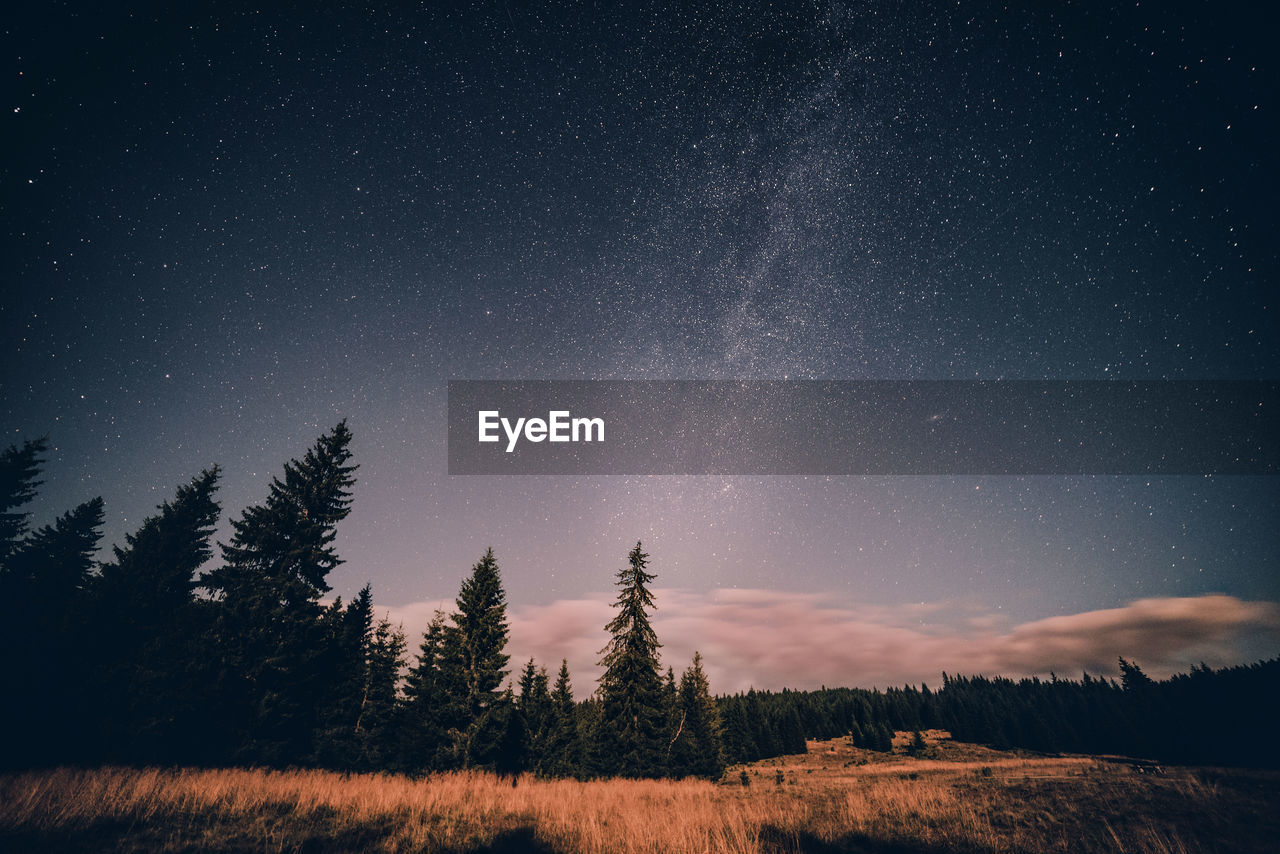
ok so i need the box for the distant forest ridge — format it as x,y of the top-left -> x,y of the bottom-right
2,425 -> 1277,775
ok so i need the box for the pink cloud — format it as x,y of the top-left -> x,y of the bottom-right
385,591 -> 1280,697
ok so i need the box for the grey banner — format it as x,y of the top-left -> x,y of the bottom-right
447,381 -> 1279,475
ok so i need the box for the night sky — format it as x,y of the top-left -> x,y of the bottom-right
4,1 -> 1278,691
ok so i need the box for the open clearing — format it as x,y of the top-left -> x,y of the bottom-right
2,732 -> 1276,853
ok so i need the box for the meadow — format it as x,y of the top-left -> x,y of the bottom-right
2,732 -> 1275,853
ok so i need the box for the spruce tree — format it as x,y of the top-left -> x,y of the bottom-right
439,548 -> 511,768
4,498 -> 105,601
403,610 -> 451,770
493,697 -> 528,781
1119,657 -> 1155,691
670,652 -> 725,779
544,659 -> 582,777
87,468 -> 221,763
357,616 -> 406,769
517,659 -> 552,772
596,541 -> 666,777
314,587 -> 374,768
576,695 -> 607,777
662,665 -> 679,761
0,496 -> 104,765
0,438 -> 46,568
200,421 -> 358,765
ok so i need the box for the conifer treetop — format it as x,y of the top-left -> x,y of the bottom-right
207,421 -> 356,599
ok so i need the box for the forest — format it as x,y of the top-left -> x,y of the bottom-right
2,423 -> 1276,778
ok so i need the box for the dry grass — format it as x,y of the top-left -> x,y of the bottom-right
2,734 -> 1276,853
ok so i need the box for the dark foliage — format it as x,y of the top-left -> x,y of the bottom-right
594,542 -> 668,777
3,429 -> 1277,776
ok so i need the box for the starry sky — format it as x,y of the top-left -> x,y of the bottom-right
4,1 -> 1278,690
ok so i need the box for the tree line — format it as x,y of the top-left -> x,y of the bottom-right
0,425 -> 725,778
718,656 -> 1280,769
2,424 -> 1275,774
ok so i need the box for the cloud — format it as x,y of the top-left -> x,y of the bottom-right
383,591 -> 1280,696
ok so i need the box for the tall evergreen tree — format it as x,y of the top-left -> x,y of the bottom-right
4,498 -> 105,601
356,616 -> 407,769
1119,657 -> 1155,691
662,665 -> 679,757
596,541 -> 666,777
200,421 -> 358,765
670,652 -> 725,779
0,438 -> 46,568
87,468 -> 221,762
314,587 -> 375,768
543,659 -> 582,778
439,547 -> 511,768
517,659 -> 552,772
402,610 -> 451,770
0,496 -> 104,766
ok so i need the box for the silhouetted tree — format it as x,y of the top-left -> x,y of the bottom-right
670,652 -> 725,779
402,610 -> 451,769
87,468 -> 221,762
356,616 -> 406,768
596,542 -> 667,777
0,438 -> 46,568
542,660 -> 582,777
1119,657 -> 1155,692
313,587 -> 374,768
517,658 -> 552,771
0,495 -> 104,765
438,548 -> 511,769
200,421 -> 357,765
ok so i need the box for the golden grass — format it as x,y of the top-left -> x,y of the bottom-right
2,735 -> 1276,853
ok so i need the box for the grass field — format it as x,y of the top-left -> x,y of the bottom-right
2,732 -> 1276,853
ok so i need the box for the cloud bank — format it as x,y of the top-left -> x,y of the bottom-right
384,591 -> 1280,695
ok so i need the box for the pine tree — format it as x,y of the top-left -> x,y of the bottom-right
493,699 -> 528,781
1119,657 -> 1155,691
0,438 -> 46,568
543,659 -> 582,777
439,548 -> 511,769
517,659 -> 552,772
357,616 -> 406,769
402,610 -> 450,770
313,587 -> 374,768
4,498 -> 105,601
596,541 -> 666,777
200,421 -> 358,765
0,496 -> 104,765
661,665 -> 679,766
576,695 -> 606,777
875,723 -> 894,753
87,468 -> 221,762
670,652 -> 725,779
